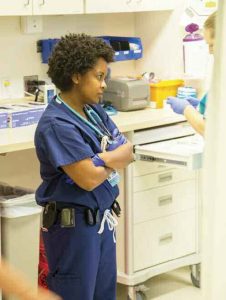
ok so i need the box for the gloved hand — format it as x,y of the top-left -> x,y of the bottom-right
107,128 -> 127,151
92,154 -> 105,167
186,96 -> 200,108
166,97 -> 190,115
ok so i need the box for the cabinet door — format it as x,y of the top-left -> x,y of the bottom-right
0,0 -> 32,16
85,0 -> 135,13
85,0 -> 177,13
33,0 -> 83,15
135,0 -> 178,12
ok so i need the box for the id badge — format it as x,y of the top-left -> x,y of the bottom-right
107,171 -> 120,187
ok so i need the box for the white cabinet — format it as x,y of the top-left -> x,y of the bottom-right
117,125 -> 202,298
0,0 -> 32,16
0,0 -> 84,16
33,0 -> 83,15
85,0 -> 178,14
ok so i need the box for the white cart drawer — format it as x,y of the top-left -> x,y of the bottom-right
133,209 -> 196,271
133,161 -> 172,177
134,179 -> 196,223
133,168 -> 195,192
135,135 -> 204,170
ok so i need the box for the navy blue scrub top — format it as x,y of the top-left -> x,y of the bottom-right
35,97 -> 119,211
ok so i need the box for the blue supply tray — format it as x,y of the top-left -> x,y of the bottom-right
38,39 -> 60,64
98,36 -> 143,61
38,36 -> 142,63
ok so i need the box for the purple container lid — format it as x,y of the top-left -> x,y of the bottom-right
183,23 -> 203,42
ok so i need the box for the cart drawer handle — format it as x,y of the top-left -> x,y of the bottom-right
158,195 -> 173,206
158,172 -> 173,183
159,233 -> 173,245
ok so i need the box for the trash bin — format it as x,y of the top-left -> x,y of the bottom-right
0,183 -> 42,300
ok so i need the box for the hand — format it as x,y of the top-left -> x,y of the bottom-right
107,128 -> 127,151
92,154 -> 105,167
23,287 -> 62,300
166,97 -> 190,115
186,96 -> 200,108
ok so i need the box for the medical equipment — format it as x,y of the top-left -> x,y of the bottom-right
183,23 -> 209,77
150,79 -> 184,109
103,77 -> 149,111
116,121 -> 203,299
56,95 -> 111,140
38,83 -> 56,104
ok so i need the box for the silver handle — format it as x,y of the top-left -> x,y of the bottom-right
158,172 -> 173,183
158,195 -> 173,206
159,233 -> 173,245
39,0 -> 45,5
24,0 -> 30,6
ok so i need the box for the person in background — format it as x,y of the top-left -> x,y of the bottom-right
167,11 -> 216,136
0,259 -> 60,300
34,33 -> 133,300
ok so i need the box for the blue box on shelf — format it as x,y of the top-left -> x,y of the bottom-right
0,111 -> 8,129
39,39 -> 60,63
98,36 -> 143,61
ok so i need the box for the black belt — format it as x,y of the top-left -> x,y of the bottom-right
42,200 -> 121,231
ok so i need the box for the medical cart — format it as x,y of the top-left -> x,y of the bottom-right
116,121 -> 203,300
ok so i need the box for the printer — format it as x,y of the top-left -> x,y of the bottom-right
103,77 -> 150,111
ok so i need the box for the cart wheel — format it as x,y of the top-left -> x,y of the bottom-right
190,264 -> 201,288
136,291 -> 147,300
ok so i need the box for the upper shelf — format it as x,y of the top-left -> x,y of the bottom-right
0,108 -> 185,154
0,0 -> 177,16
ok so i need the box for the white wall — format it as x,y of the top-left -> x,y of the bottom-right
134,4 -> 186,78
0,13 -> 136,100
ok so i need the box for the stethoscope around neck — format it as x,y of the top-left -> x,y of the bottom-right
55,95 -> 113,142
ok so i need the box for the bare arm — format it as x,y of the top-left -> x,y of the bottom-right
0,260 -> 61,300
62,158 -> 113,191
184,105 -> 205,136
99,141 -> 134,170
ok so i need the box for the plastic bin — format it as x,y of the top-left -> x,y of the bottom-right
38,38 -> 60,63
150,79 -> 184,109
98,36 -> 143,61
0,183 -> 42,300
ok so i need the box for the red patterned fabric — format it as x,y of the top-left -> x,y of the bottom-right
38,232 -> 49,289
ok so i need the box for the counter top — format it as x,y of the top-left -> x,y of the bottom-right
111,107 -> 185,132
0,107 -> 185,154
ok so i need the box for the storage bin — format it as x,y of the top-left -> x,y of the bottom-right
0,182 -> 42,300
38,38 -> 60,63
98,36 -> 143,61
150,79 -> 184,109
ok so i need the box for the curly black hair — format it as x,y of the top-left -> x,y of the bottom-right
47,33 -> 115,92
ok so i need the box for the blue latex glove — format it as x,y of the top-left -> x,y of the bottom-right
186,97 -> 200,108
92,154 -> 105,167
166,97 -> 190,115
107,128 -> 127,151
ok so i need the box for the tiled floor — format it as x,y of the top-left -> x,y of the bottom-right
117,267 -> 202,299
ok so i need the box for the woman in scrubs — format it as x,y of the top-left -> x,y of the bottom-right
167,12 -> 216,136
34,33 -> 133,300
